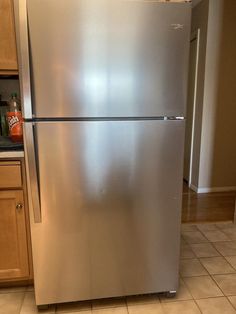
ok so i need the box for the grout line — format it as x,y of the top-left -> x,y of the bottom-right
211,240 -> 236,257
193,299 -> 204,314
227,295 -> 236,310
182,275 -> 230,300
160,301 -> 169,314
194,296 -> 226,300
225,257 -> 236,271
197,255 -> 236,275
195,258 -> 211,276
18,291 -> 26,314
210,274 -> 228,297
125,298 -> 129,314
180,276 -> 195,301
194,296 -> 236,313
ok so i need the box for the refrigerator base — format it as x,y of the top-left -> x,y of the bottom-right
36,289 -> 178,307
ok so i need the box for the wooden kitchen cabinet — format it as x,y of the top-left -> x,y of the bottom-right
0,190 -> 29,279
0,159 -> 33,284
0,0 -> 18,74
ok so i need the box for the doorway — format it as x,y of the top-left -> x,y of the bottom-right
183,29 -> 200,186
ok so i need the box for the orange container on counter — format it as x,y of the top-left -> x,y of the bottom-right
7,93 -> 23,143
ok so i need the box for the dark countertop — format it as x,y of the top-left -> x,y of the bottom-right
0,136 -> 24,158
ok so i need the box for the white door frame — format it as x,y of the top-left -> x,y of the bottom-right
188,28 -> 200,187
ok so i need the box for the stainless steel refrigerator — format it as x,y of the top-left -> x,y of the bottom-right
14,0 -> 191,307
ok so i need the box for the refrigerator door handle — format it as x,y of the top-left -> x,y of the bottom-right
24,123 -> 41,223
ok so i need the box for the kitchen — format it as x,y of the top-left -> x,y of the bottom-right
0,2 -> 236,313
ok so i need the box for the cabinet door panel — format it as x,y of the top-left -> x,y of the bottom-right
0,161 -> 22,189
0,191 -> 29,280
0,0 -> 17,70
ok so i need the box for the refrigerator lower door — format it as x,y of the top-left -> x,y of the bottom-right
27,120 -> 184,306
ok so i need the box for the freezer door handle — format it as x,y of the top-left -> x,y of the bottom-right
24,123 -> 41,223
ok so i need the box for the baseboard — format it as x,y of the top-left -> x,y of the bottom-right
189,184 -> 198,193
190,184 -> 236,194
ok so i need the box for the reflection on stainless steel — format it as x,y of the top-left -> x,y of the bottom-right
26,0 -> 190,118
32,120 -> 184,305
13,0 -> 32,119
14,0 -> 191,307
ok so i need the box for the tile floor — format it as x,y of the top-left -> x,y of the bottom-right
2,222 -> 236,313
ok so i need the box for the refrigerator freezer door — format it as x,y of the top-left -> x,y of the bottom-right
28,120 -> 185,305
25,0 -> 190,118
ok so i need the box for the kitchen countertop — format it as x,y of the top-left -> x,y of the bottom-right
0,150 -> 24,158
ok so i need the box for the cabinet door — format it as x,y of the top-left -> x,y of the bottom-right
0,190 -> 29,280
0,0 -> 18,72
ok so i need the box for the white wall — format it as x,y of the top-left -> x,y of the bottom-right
190,0 -> 209,188
198,0 -> 224,189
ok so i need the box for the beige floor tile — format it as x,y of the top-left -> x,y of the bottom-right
213,241 -> 236,256
197,224 -> 218,232
161,300 -> 201,314
183,276 -> 223,299
0,292 -> 25,314
180,245 -> 196,259
181,224 -> 198,232
196,297 -> 236,314
92,297 -> 126,309
160,279 -> 192,303
92,307 -> 128,314
181,231 -> 208,244
56,299 -> 91,312
180,259 -> 208,277
201,230 -> 230,242
222,229 -> 236,241
199,257 -> 235,275
127,303 -> 164,314
126,294 -> 159,306
228,296 -> 236,309
213,274 -> 236,296
20,292 -> 55,313
190,243 -> 220,258
226,257 -> 236,270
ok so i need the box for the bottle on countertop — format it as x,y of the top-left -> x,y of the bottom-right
7,93 -> 23,143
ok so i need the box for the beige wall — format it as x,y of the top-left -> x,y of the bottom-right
191,0 -> 236,190
211,0 -> 236,187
